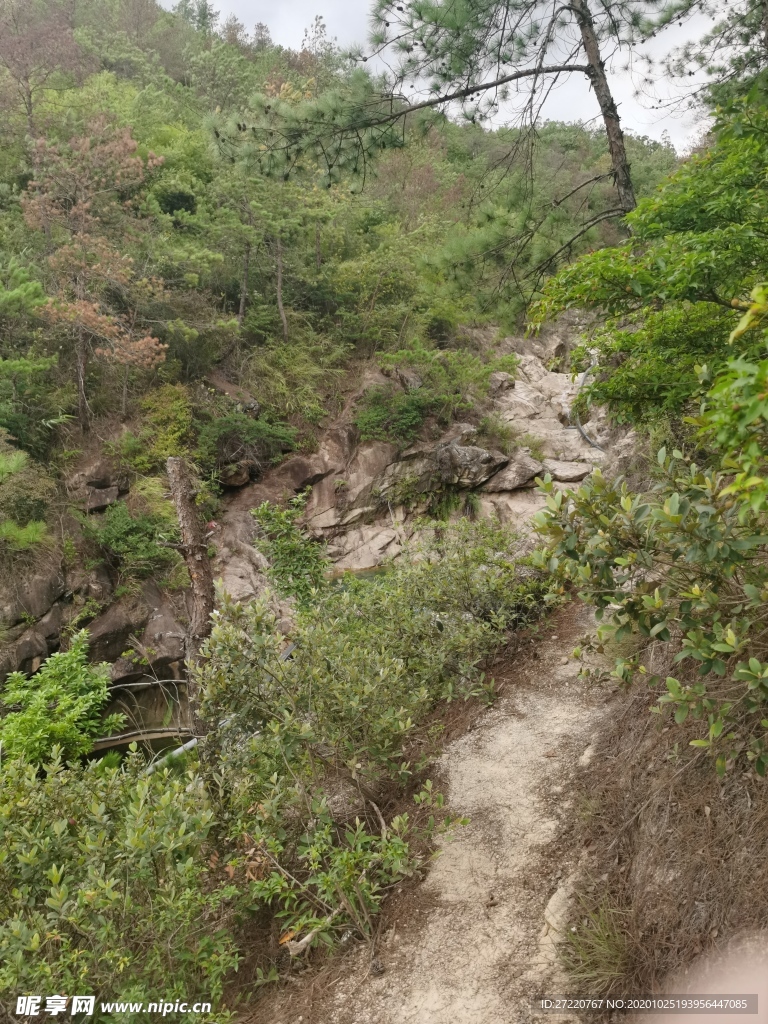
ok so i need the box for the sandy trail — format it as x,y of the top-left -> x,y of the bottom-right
264,603 -> 609,1024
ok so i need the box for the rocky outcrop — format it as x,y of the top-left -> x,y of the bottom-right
482,452 -> 543,491
210,340 -> 623,572
65,455 -> 129,512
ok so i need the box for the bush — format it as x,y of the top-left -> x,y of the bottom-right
196,414 -> 295,477
83,501 -> 179,581
0,751 -> 240,1016
0,632 -> 123,764
252,493 -> 329,604
355,343 -> 518,445
533,450 -> 768,776
115,384 -> 194,473
196,519 -> 551,950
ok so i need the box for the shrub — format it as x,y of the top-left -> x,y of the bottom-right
0,751 -> 240,1016
83,501 -> 179,581
533,450 -> 768,776
196,519 -> 551,950
252,493 -> 329,604
355,385 -> 434,445
0,632 -> 123,764
355,343 -> 518,445
115,384 -> 194,473
196,414 -> 295,477
0,435 -> 52,557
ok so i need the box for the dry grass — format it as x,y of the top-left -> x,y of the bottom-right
562,643 -> 768,1003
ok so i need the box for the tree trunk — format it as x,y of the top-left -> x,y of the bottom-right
315,222 -> 322,272
238,241 -> 251,327
76,333 -> 89,433
762,0 -> 768,53
165,457 -> 215,678
275,235 -> 289,341
571,0 -> 637,214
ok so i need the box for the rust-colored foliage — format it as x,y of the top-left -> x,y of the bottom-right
21,118 -> 167,425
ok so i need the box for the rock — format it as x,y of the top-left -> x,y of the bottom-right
481,453 -> 544,492
376,451 -> 440,502
86,485 -> 120,511
342,442 -> 398,505
488,371 -> 515,396
394,366 -> 423,392
13,629 -> 48,676
435,444 -> 508,488
0,567 -> 65,627
541,459 -> 594,482
37,603 -> 63,639
330,526 -> 402,571
66,455 -> 128,500
439,422 -> 478,445
219,461 -> 253,488
87,593 -> 153,664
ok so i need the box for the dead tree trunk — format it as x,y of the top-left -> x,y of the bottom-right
166,457 -> 215,732
572,0 -> 637,215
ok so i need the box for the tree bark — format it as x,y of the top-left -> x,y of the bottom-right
571,0 -> 637,214
238,241 -> 251,327
165,457 -> 215,674
275,235 -> 289,341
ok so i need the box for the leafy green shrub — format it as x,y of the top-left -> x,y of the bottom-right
355,343 -> 518,445
533,449 -> 768,776
196,519 -> 551,949
476,413 -> 515,455
83,501 -> 179,581
569,306 -> 740,425
0,751 -> 239,1015
252,493 -> 329,604
114,384 -> 194,473
0,436 -> 52,555
0,632 -> 123,764
355,385 -> 434,444
196,413 -> 295,476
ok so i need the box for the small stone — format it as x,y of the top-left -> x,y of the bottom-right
560,656 -> 569,665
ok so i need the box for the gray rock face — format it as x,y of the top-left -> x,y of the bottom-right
541,459 -> 594,482
482,453 -> 544,492
435,444 -> 509,488
66,454 -> 129,512
0,567 -> 65,627
87,485 -> 120,511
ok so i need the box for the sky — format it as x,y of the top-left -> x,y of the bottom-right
181,0 -> 712,150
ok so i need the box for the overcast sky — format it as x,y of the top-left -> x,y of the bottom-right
179,0 -> 710,149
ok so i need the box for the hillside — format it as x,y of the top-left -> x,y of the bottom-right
3,0 -> 768,1020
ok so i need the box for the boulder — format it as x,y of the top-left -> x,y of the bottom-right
219,461 -> 253,488
541,459 -> 594,482
12,629 -> 48,676
86,485 -> 120,511
343,441 -> 397,505
87,593 -> 153,664
329,526 -> 402,571
0,567 -> 65,627
438,422 -> 478,445
482,453 -> 544,491
488,371 -> 515,396
66,455 -> 128,500
435,444 -> 508,488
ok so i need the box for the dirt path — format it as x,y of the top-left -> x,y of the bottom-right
262,603 -> 610,1024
